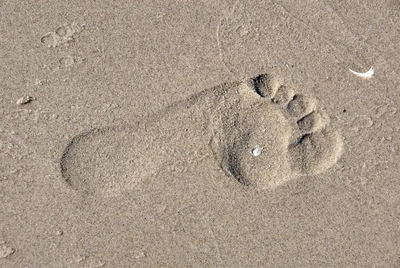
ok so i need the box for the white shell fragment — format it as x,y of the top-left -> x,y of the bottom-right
251,145 -> 261,157
349,67 -> 374,79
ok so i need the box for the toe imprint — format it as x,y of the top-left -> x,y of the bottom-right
271,85 -> 295,105
297,109 -> 328,134
288,127 -> 343,175
252,73 -> 283,98
286,94 -> 317,118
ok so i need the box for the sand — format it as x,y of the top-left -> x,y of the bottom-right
1,0 -> 400,267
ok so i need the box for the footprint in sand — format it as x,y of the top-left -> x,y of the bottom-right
60,73 -> 343,196
40,23 -> 84,48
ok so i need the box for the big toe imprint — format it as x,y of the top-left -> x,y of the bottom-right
288,127 -> 343,175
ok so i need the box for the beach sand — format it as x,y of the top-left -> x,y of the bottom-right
1,1 -> 400,266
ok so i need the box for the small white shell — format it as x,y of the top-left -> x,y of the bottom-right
349,67 -> 374,79
251,145 -> 261,157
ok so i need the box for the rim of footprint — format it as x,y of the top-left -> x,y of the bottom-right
60,73 -> 343,196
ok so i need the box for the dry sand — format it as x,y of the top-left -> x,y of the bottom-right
1,1 -> 400,267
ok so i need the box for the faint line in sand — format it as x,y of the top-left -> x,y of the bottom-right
216,0 -> 240,78
206,214 -> 224,265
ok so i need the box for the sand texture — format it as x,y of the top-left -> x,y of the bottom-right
1,1 -> 400,267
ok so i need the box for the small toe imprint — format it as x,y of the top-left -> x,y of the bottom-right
297,109 -> 328,133
271,85 -> 295,105
286,94 -> 316,118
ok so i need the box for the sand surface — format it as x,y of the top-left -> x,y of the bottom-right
1,1 -> 400,267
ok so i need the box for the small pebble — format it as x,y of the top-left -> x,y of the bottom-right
0,244 -> 15,258
56,230 -> 63,236
16,96 -> 34,105
75,255 -> 87,263
135,251 -> 146,259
